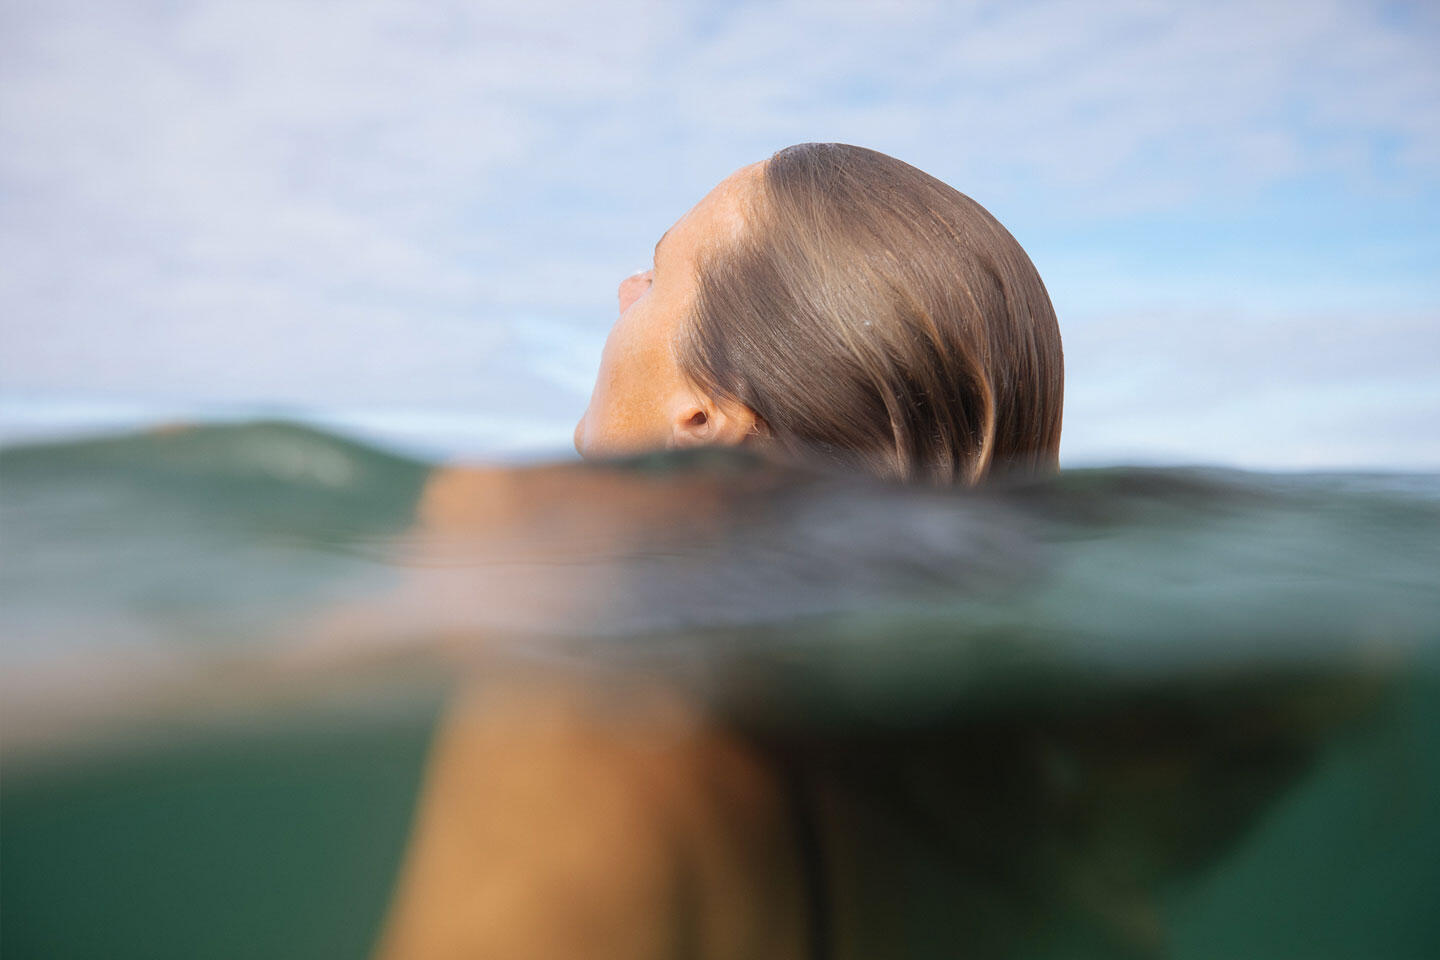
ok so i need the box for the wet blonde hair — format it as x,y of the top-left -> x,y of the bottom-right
679,143 -> 1063,484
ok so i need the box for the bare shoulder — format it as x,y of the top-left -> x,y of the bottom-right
375,677 -> 807,960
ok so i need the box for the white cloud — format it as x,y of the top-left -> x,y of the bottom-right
1062,309 -> 1440,469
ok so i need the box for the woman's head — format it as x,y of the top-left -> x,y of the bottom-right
574,143 -> 1063,484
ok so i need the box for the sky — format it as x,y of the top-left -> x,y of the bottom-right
1,0 -> 1437,469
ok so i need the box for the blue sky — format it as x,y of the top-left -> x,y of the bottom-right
1,0 -> 1437,468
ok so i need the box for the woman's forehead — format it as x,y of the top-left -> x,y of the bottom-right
662,162 -> 763,262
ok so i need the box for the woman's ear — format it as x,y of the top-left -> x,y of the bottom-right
670,390 -> 760,449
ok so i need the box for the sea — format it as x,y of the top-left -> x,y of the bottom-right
2,420 -> 1437,959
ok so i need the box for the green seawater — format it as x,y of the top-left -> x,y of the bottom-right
2,422 -> 1438,959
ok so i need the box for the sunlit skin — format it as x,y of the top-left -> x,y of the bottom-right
574,162 -> 765,459
375,677 -> 810,960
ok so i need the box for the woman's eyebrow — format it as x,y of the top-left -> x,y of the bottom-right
653,228 -> 672,265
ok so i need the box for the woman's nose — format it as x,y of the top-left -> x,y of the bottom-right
617,269 -> 653,314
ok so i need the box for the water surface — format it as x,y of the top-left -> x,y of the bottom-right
2,422 -> 1437,958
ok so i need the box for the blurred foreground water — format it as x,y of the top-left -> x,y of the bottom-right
2,422 -> 1438,958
